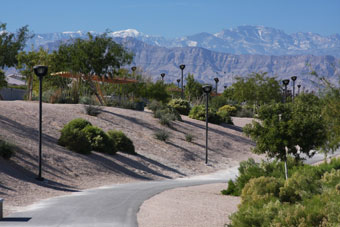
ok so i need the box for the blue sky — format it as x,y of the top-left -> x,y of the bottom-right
2,0 -> 339,37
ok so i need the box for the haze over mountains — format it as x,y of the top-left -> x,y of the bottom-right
11,26 -> 340,89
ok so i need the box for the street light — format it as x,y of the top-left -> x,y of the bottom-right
282,79 -> 290,103
160,73 -> 165,81
177,79 -> 180,88
33,65 -> 48,181
131,66 -> 137,78
297,84 -> 301,95
214,77 -> 219,94
291,76 -> 297,100
179,64 -> 185,98
202,84 -> 212,164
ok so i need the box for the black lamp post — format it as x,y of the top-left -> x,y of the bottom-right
177,79 -> 180,88
160,73 -> 165,81
214,77 -> 219,94
202,84 -> 212,164
179,64 -> 185,99
131,66 -> 137,78
224,85 -> 227,90
297,84 -> 301,95
291,76 -> 297,100
282,79 -> 290,103
33,65 -> 48,181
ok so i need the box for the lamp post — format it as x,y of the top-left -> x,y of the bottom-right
297,84 -> 301,95
214,77 -> 219,94
33,65 -> 48,181
177,79 -> 180,88
202,84 -> 212,164
179,64 -> 185,99
131,66 -> 136,73
291,76 -> 297,100
160,73 -> 165,81
282,79 -> 290,180
224,85 -> 227,90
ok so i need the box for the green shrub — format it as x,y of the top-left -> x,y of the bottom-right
188,105 -> 222,124
84,104 -> 102,116
221,180 -> 236,195
0,140 -> 15,159
235,106 -> 254,117
147,100 -> 163,112
185,133 -> 194,142
82,125 -> 115,154
107,130 -> 136,155
216,105 -> 235,124
321,169 -> 340,188
58,118 -> 92,148
79,96 -> 93,104
167,98 -> 191,115
154,129 -> 170,142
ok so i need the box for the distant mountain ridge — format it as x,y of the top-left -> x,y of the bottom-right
27,25 -> 340,57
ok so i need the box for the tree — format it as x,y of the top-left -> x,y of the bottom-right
185,73 -> 203,101
146,81 -> 170,103
51,33 -> 133,105
0,70 -> 7,89
244,93 -> 327,178
230,72 -> 281,105
0,23 -> 31,69
16,47 -> 49,100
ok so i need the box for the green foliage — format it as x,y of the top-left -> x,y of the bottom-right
146,81 -> 170,103
148,100 -> 182,127
84,104 -> 102,116
0,70 -> 7,89
244,94 -> 327,162
216,105 -> 235,124
184,74 -> 203,101
154,129 -> 170,142
0,23 -> 31,69
58,118 -> 92,154
82,125 -> 115,154
235,106 -> 254,118
0,139 -> 15,159
167,98 -> 191,115
107,130 -> 136,155
185,133 -> 194,142
210,95 -> 231,111
188,105 -> 223,124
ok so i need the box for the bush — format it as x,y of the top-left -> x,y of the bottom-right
84,104 -> 102,116
235,106 -> 254,117
216,105 -> 235,124
79,96 -> 93,104
0,140 -> 15,159
147,100 -> 163,112
154,129 -> 170,142
188,105 -> 222,124
167,98 -> 191,115
58,118 -> 92,147
107,130 -> 136,155
185,133 -> 194,142
82,125 -> 115,154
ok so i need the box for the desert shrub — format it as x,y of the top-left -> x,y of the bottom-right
60,128 -> 92,154
185,133 -> 194,142
79,96 -> 93,104
58,118 -> 92,148
216,105 -> 235,124
82,125 -> 115,154
235,106 -> 254,117
221,180 -> 237,195
147,100 -> 163,112
210,95 -> 230,111
188,105 -> 222,124
107,130 -> 136,155
321,169 -> 340,188
84,104 -> 102,116
154,129 -> 170,142
167,98 -> 191,115
0,140 -> 15,159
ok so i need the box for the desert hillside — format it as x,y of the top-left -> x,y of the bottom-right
0,101 -> 260,214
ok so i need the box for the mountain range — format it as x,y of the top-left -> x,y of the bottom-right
7,26 -> 340,90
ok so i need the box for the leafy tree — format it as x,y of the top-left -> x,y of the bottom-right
0,70 -> 7,89
51,33 -> 133,105
16,47 -> 49,100
244,93 -> 327,178
185,73 -> 203,101
0,23 -> 31,69
146,80 -> 170,103
230,72 -> 281,105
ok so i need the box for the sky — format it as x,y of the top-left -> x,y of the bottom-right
1,0 -> 340,38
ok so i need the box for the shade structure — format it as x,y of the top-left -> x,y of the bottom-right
50,72 -> 137,84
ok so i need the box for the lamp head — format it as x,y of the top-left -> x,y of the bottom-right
214,77 -> 219,83
282,79 -> 290,86
161,73 -> 165,78
33,65 -> 48,78
202,84 -> 212,94
177,79 -> 180,83
291,76 -> 297,81
179,64 -> 185,70
297,84 -> 301,88
224,85 -> 227,89
131,66 -> 137,72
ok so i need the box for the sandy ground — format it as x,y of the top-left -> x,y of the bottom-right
138,183 -> 240,227
0,101 -> 260,217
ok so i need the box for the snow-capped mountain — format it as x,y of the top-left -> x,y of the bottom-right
26,26 -> 340,57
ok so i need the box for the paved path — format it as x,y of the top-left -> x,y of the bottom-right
1,150 -> 339,227
0,167 -> 239,227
